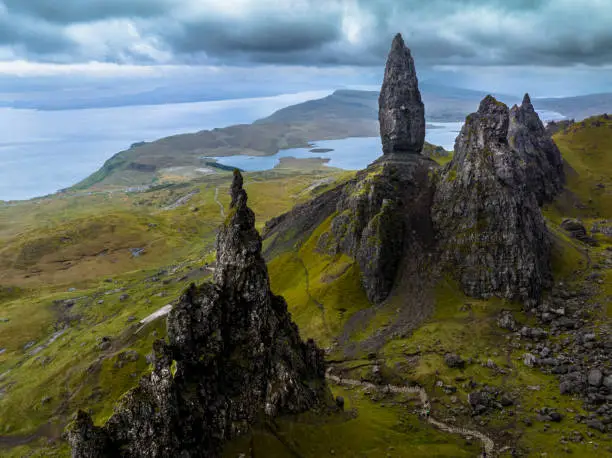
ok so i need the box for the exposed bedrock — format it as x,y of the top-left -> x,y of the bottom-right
433,96 -> 553,303
67,171 -> 330,458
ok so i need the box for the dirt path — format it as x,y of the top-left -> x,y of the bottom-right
326,371 -> 496,457
214,187 -> 225,218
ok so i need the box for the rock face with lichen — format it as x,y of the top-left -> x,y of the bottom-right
433,95 -> 552,302
379,33 -> 426,156
508,93 -> 565,204
67,170 -> 330,458
266,33 -> 435,306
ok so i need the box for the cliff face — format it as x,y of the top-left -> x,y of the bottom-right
433,96 -> 552,302
509,94 -> 565,204
322,159 -> 435,304
67,171 -> 329,458
265,37 -> 563,308
320,34 -> 434,304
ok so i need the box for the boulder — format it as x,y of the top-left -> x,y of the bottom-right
444,353 -> 466,369
497,311 -> 518,331
561,218 -> 598,246
588,369 -> 604,387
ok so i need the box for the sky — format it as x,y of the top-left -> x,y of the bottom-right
1,0 -> 612,108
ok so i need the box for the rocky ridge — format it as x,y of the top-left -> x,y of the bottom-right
509,93 -> 565,204
67,170 -> 330,457
266,35 -> 564,308
433,95 -> 553,302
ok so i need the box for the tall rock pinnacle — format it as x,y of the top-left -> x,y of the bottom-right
67,170 -> 330,458
379,33 -> 426,155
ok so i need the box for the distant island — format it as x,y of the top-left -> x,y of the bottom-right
73,86 -> 610,190
309,148 -> 334,153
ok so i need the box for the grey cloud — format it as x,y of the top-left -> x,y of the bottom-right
0,10 -> 73,55
165,16 -> 342,56
0,0 -> 611,68
3,0 -> 172,24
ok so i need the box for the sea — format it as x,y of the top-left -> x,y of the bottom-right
0,93 -> 565,201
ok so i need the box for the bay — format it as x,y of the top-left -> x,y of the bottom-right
0,90 -> 332,201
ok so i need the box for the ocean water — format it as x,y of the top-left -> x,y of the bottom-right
0,91 -> 331,201
212,109 -> 564,172
0,99 -> 564,201
212,123 -> 464,172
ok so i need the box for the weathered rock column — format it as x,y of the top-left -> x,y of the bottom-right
379,33 -> 426,155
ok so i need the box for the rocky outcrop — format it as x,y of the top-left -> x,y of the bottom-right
67,170 -> 330,458
433,96 -> 552,302
561,218 -> 598,246
323,159 -> 435,304
263,34 -> 435,305
379,33 -> 425,156
508,94 -> 565,204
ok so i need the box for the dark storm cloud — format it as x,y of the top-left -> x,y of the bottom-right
0,0 -> 611,68
2,0 -> 172,24
166,16 -> 341,56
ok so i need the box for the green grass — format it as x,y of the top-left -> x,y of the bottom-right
223,386 -> 480,457
268,213 -> 371,348
552,114 -> 612,220
0,169 -> 347,456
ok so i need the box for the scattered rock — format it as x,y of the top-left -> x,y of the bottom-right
587,419 -> 606,433
588,369 -> 603,387
560,219 -> 598,246
497,311 -> 518,331
97,337 -> 112,351
129,248 -> 145,258
444,353 -> 465,369
523,353 -> 538,367
520,326 -> 548,340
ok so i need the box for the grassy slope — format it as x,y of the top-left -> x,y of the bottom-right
0,168 -> 348,456
238,118 -> 612,456
2,117 -> 611,456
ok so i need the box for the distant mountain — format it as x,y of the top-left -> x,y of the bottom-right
258,87 -> 612,125
535,93 -> 612,120
73,86 -> 611,189
258,85 -> 517,124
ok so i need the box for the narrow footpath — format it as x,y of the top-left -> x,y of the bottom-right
326,371 -> 496,457
214,187 -> 225,218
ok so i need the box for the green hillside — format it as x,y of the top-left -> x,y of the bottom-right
1,117 -> 612,457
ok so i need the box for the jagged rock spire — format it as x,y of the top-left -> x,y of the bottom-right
509,93 -> 565,204
433,95 -> 552,302
215,170 -> 269,302
379,33 -> 425,155
522,93 -> 532,107
67,169 -> 330,458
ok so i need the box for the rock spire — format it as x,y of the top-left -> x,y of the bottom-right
67,170 -> 330,458
379,33 -> 426,156
508,93 -> 565,204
